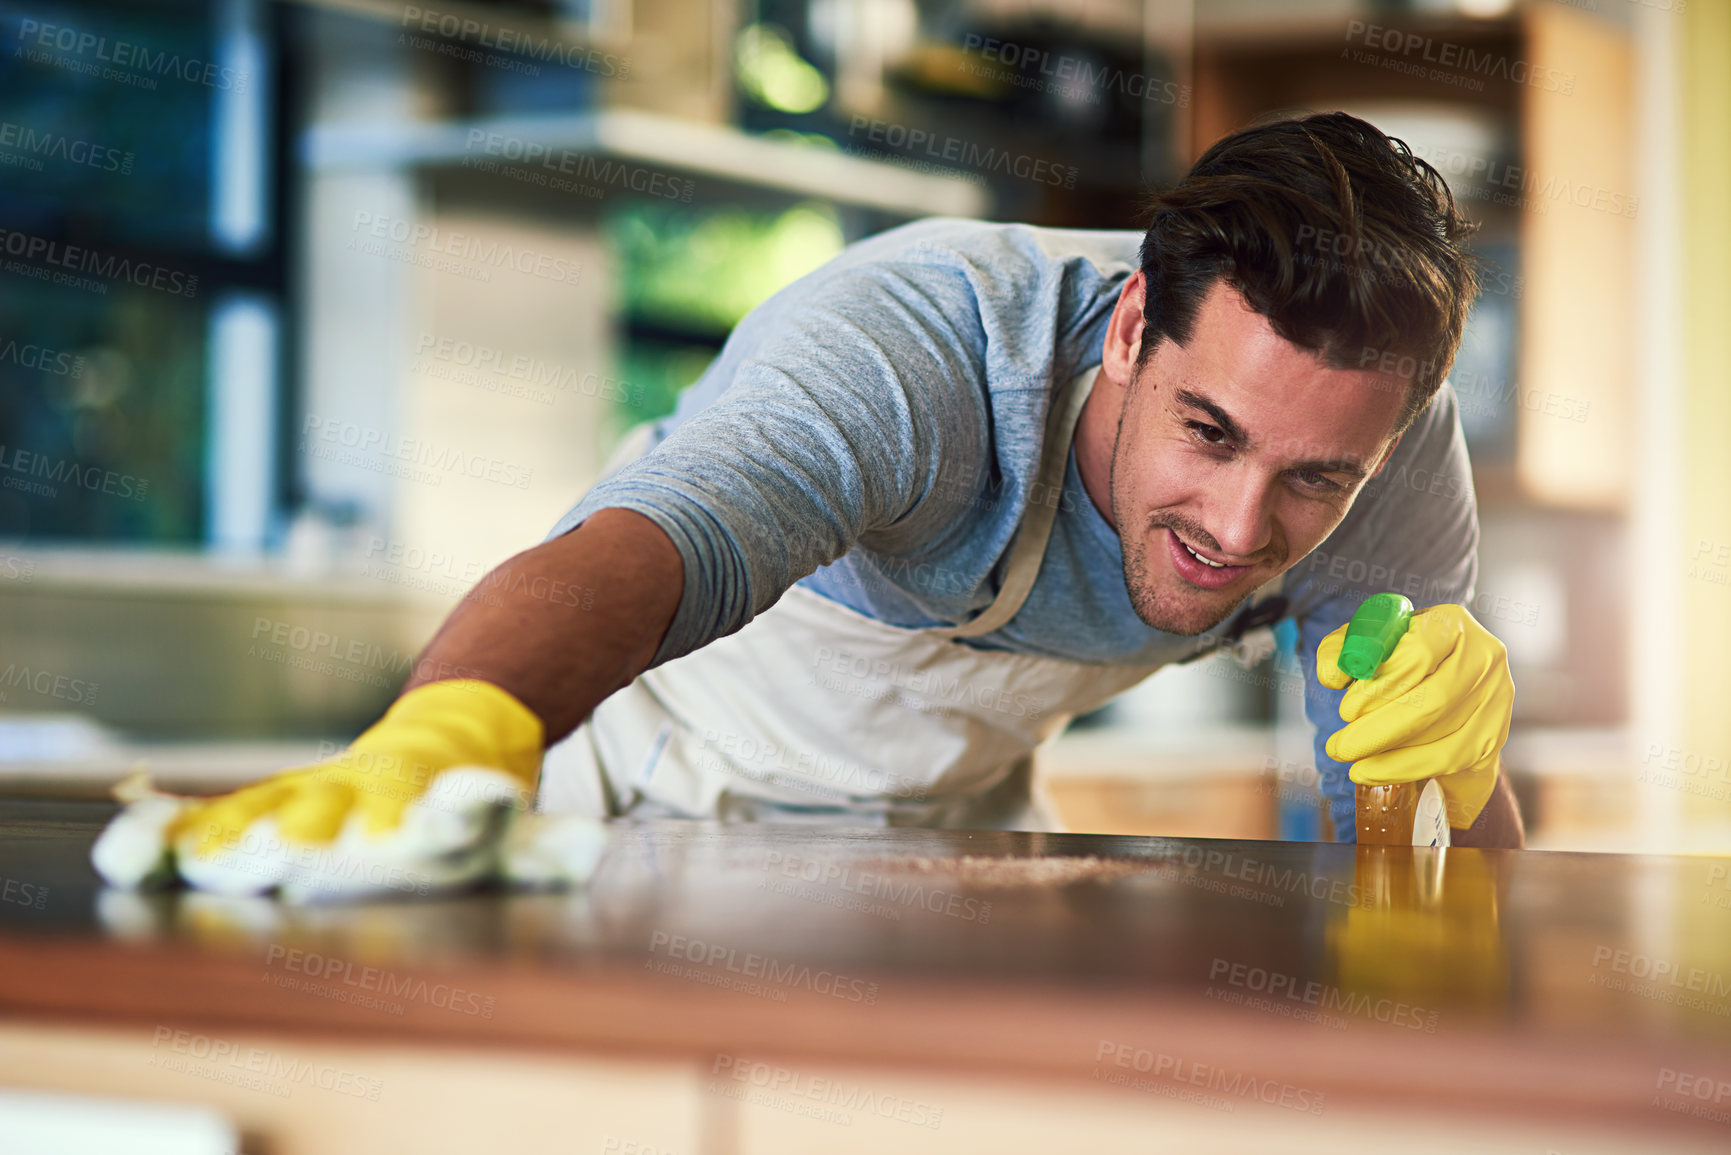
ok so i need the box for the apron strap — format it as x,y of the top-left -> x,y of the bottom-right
932,366 -> 1099,641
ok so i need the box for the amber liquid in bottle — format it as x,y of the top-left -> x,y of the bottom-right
1355,782 -> 1423,846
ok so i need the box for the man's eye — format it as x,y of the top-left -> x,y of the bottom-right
1292,470 -> 1343,493
1188,421 -> 1226,445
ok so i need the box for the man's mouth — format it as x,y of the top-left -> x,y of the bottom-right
1181,539 -> 1225,568
1164,529 -> 1253,591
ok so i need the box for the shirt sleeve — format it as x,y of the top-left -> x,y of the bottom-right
1287,382 -> 1480,841
548,258 -> 991,667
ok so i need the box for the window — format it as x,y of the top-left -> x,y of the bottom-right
0,0 -> 285,548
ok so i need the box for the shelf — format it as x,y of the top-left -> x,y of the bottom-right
303,108 -> 991,218
1194,8 -> 1524,50
0,546 -> 415,603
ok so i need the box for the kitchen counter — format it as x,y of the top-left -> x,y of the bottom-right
1,797 -> 1728,1153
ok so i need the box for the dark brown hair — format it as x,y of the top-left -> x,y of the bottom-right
1138,111 -> 1480,433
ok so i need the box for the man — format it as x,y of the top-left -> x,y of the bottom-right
179,111 -> 1523,875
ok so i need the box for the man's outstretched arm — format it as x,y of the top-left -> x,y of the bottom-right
404,507 -> 684,745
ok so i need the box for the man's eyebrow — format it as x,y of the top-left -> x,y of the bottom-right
1174,388 -> 1371,481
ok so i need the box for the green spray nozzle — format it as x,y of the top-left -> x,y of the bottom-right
1338,592 -> 1415,680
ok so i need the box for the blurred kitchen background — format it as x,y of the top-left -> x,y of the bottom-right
0,0 -> 1726,854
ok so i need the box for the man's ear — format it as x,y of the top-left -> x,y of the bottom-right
1100,271 -> 1148,390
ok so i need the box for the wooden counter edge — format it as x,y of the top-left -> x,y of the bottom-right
1,933 -> 1725,1140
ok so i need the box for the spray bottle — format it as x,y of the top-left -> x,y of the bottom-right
1337,593 -> 1446,846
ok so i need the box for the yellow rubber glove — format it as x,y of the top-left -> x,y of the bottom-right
1316,604 -> 1513,830
173,679 -> 544,859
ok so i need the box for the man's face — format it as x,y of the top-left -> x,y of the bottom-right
1110,279 -> 1407,636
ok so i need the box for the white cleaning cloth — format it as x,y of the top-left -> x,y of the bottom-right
91,769 -> 608,902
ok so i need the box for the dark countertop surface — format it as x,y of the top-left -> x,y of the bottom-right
2,796 -> 1729,1136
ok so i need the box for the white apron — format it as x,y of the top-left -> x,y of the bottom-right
538,366 -> 1278,830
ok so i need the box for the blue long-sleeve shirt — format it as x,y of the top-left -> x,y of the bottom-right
552,218 -> 1478,838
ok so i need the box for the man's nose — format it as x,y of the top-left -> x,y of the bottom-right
1205,467 -> 1275,561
